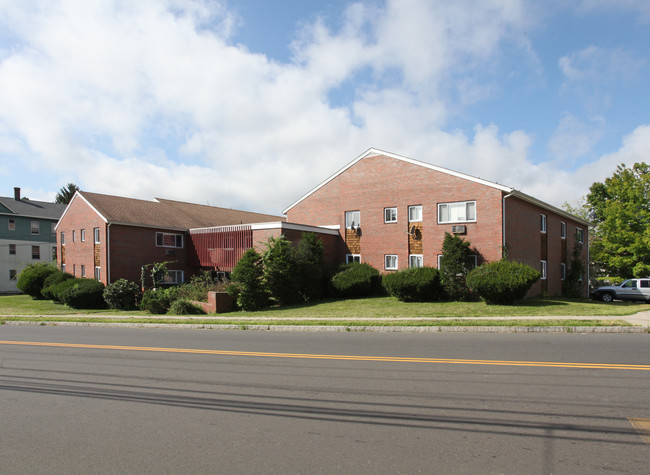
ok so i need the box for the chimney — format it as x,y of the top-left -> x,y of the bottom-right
14,187 -> 21,200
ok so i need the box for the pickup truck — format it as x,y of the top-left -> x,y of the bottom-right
591,278 -> 650,302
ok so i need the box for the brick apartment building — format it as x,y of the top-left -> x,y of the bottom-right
55,191 -> 339,286
284,148 -> 589,297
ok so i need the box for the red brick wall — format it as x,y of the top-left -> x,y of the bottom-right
287,154 -> 504,272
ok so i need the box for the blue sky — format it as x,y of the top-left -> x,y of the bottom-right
1,0 -> 649,214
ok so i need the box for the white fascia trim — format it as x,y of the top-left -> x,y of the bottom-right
510,191 -> 591,227
54,192 -> 108,231
250,221 -> 340,235
282,147 -> 513,214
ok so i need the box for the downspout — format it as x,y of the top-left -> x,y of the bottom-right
106,223 -> 111,285
502,191 -> 515,258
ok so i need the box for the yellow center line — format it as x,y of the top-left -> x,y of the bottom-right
628,418 -> 650,445
1,340 -> 649,370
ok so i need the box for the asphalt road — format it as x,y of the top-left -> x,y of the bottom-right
1,326 -> 648,474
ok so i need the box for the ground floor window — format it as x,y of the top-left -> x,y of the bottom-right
385,255 -> 398,270
541,260 -> 547,280
346,254 -> 361,264
81,265 -> 86,278
409,255 -> 423,268
94,267 -> 101,280
560,263 -> 566,280
31,245 -> 40,260
9,269 -> 16,280
164,270 -> 184,284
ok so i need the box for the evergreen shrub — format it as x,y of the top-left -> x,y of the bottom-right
16,263 -> 59,299
330,263 -> 383,298
382,266 -> 444,302
42,270 -> 74,301
168,299 -> 206,315
103,279 -> 141,310
59,278 -> 106,309
466,260 -> 540,305
228,248 -> 269,310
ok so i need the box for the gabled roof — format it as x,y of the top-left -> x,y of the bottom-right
58,191 -> 285,231
0,195 -> 65,220
283,147 -> 590,226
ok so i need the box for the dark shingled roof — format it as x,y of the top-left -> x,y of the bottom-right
79,191 -> 285,230
0,195 -> 65,220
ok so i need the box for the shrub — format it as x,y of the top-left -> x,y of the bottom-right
466,260 -> 540,305
103,279 -> 141,310
42,270 -> 74,301
59,278 -> 106,309
16,263 -> 59,299
229,248 -> 269,310
168,299 -> 206,315
295,232 -> 325,301
439,233 -> 475,301
46,278 -> 79,303
330,263 -> 383,298
140,287 -> 178,314
382,266 -> 444,302
174,271 -> 227,302
263,236 -> 301,306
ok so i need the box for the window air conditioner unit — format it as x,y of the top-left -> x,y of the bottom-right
165,249 -> 176,256
451,225 -> 467,234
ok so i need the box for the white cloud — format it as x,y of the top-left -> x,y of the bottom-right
548,113 -> 604,161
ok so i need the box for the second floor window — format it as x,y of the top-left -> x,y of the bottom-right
31,221 -> 39,235
345,210 -> 360,229
576,228 -> 584,244
408,205 -> 422,222
94,228 -> 100,244
384,207 -> 397,223
560,221 -> 566,239
156,232 -> 183,248
8,219 -> 15,231
541,214 -> 547,233
81,229 -> 86,242
438,201 -> 476,224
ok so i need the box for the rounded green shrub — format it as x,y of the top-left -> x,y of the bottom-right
42,270 -> 74,301
46,278 -> 79,303
103,279 -> 141,310
229,248 -> 270,310
466,260 -> 540,305
168,299 -> 206,315
382,266 -> 444,302
16,263 -> 59,299
140,287 -> 178,314
330,263 -> 383,298
59,278 -> 106,309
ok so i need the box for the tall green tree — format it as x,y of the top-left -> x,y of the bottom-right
55,183 -> 80,204
263,236 -> 300,306
295,232 -> 325,301
587,163 -> 650,278
439,232 -> 474,301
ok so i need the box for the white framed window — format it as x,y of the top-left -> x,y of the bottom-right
576,228 -> 584,244
73,264 -> 76,275
156,232 -> 183,248
80,229 -> 86,242
61,264 -> 66,273
409,255 -> 423,268
561,263 -> 566,280
32,245 -> 40,260
384,207 -> 397,223
94,267 -> 101,281
560,222 -> 566,239
438,201 -> 476,224
385,255 -> 398,270
94,227 -> 100,244
164,270 -> 184,284
346,254 -> 361,264
345,210 -> 360,229
81,265 -> 86,278
541,260 -> 547,280
9,244 -> 16,255
61,232 -> 65,245
408,205 -> 422,222
31,220 -> 39,235
540,214 -> 547,233
72,230 -> 76,242
8,219 -> 15,231
51,222 -> 56,235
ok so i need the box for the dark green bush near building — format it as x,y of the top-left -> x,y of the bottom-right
439,233 -> 475,301
295,232 -> 326,301
227,248 -> 270,311
382,266 -> 444,302
263,236 -> 301,306
140,287 -> 178,314
466,260 -> 540,305
46,278 -> 79,303
41,270 -> 74,301
59,278 -> 107,309
16,263 -> 59,299
168,299 -> 206,315
103,279 -> 141,310
330,262 -> 383,298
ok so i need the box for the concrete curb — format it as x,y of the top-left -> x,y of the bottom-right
3,320 -> 648,333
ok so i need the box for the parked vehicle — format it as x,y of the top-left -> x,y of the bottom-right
591,278 -> 650,302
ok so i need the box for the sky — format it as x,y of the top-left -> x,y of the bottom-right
1,0 -> 649,215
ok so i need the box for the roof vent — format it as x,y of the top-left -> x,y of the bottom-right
14,187 -> 20,200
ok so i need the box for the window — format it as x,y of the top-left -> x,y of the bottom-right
541,260 -> 547,280
346,254 -> 361,264
561,263 -> 566,280
540,214 -> 547,233
81,265 -> 86,278
345,210 -> 360,229
576,228 -> 584,244
94,267 -> 101,281
31,221 -> 39,235
52,247 -> 57,260
51,222 -> 56,235
164,270 -> 184,284
80,229 -> 86,242
61,232 -> 65,245
384,207 -> 397,223
94,228 -> 100,244
9,244 -> 16,255
408,205 -> 422,222
73,264 -> 76,276
61,264 -> 66,273
32,246 -> 40,260
409,254 -> 423,268
156,232 -> 183,248
10,269 -> 17,280
438,201 -> 476,223
385,255 -> 398,270
8,219 -> 15,231
560,222 -> 566,239
72,230 -> 76,242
